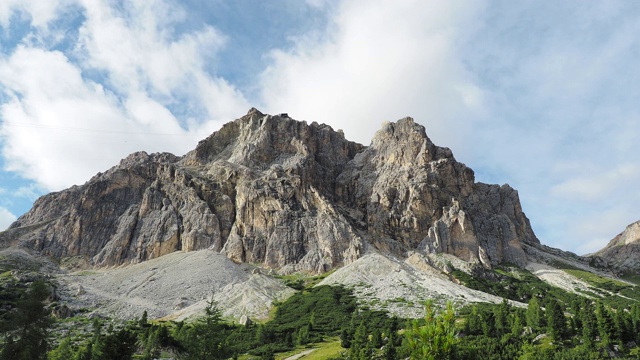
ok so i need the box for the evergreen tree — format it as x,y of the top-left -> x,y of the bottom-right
511,309 -> 525,337
371,328 -> 382,349
581,301 -> 597,349
384,332 -> 397,360
256,323 -> 269,344
73,343 -> 92,360
546,298 -> 566,341
349,322 -> 368,359
404,300 -> 457,360
465,305 -> 482,335
595,301 -> 615,348
631,304 -> 640,342
295,325 -> 310,346
481,310 -> 495,337
0,280 -> 52,360
106,327 -> 137,360
139,310 -> 149,328
178,298 -> 230,360
48,337 -> 74,360
494,298 -> 510,336
340,328 -> 351,348
614,308 -> 632,344
525,297 -> 543,331
141,328 -> 160,360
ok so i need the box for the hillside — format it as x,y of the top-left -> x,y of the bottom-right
1,109 -> 640,359
3,109 -> 538,273
594,220 -> 640,275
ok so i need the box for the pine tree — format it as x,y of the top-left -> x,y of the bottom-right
139,310 -> 149,328
631,303 -> 640,342
404,300 -> 457,360
481,309 -> 495,337
48,337 -> 74,360
0,280 -> 53,360
545,298 -> 566,341
494,298 -> 510,336
526,297 -> 544,331
384,332 -> 397,360
614,308 -> 632,344
296,325 -> 310,346
465,305 -> 482,335
179,298 -> 230,360
349,322 -> 368,359
371,328 -> 382,349
141,328 -> 160,360
596,301 -> 615,348
340,328 -> 351,348
511,309 -> 525,337
581,300 -> 597,349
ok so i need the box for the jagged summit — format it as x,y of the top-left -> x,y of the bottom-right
4,109 -> 539,273
594,220 -> 640,273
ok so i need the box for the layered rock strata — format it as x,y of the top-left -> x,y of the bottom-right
4,109 -> 539,272
595,220 -> 640,273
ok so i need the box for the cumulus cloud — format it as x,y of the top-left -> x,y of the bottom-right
1,0 -> 640,255
0,206 -> 16,231
0,0 -> 249,191
259,1 -> 640,254
260,0 -> 487,148
0,0 -> 72,29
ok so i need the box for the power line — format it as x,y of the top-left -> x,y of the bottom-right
0,120 -> 202,136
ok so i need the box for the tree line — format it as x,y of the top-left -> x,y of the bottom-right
4,279 -> 640,359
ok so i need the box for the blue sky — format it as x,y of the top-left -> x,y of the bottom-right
1,0 -> 639,255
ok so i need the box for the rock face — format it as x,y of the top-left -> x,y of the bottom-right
4,109 -> 539,272
595,220 -> 640,273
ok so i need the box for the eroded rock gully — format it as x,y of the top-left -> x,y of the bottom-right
4,108 -> 539,273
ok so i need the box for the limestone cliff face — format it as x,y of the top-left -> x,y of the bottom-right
595,220 -> 640,273
4,109 -> 539,272
336,118 -> 537,267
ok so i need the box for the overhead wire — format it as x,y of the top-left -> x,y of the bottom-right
0,119 -> 202,137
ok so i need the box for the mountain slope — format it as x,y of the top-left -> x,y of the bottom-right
2,109 -> 539,273
594,220 -> 640,274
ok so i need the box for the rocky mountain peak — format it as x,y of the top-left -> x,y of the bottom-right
3,109 -> 539,273
594,220 -> 640,273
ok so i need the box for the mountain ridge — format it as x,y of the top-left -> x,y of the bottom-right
594,220 -> 640,274
6,109 -> 539,273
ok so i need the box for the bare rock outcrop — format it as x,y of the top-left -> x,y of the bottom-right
336,118 -> 537,267
594,220 -> 640,273
4,109 -> 539,272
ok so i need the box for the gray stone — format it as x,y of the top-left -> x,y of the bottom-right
594,220 -> 640,273
5,109 -> 539,273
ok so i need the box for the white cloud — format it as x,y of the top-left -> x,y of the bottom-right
1,0 -> 640,256
550,164 -> 640,202
0,0 -> 249,191
0,206 -> 16,231
14,183 -> 42,200
260,0 -> 487,148
258,1 -> 640,255
0,0 -> 72,29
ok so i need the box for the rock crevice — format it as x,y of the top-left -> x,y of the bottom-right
6,109 -> 538,272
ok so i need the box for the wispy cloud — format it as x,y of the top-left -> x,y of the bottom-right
0,0 -> 72,29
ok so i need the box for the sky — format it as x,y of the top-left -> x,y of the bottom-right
0,0 -> 639,255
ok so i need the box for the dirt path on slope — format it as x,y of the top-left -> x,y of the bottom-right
283,349 -> 316,360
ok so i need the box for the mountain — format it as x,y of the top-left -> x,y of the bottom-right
3,108 -> 538,274
594,220 -> 640,274
5,109 -> 640,360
